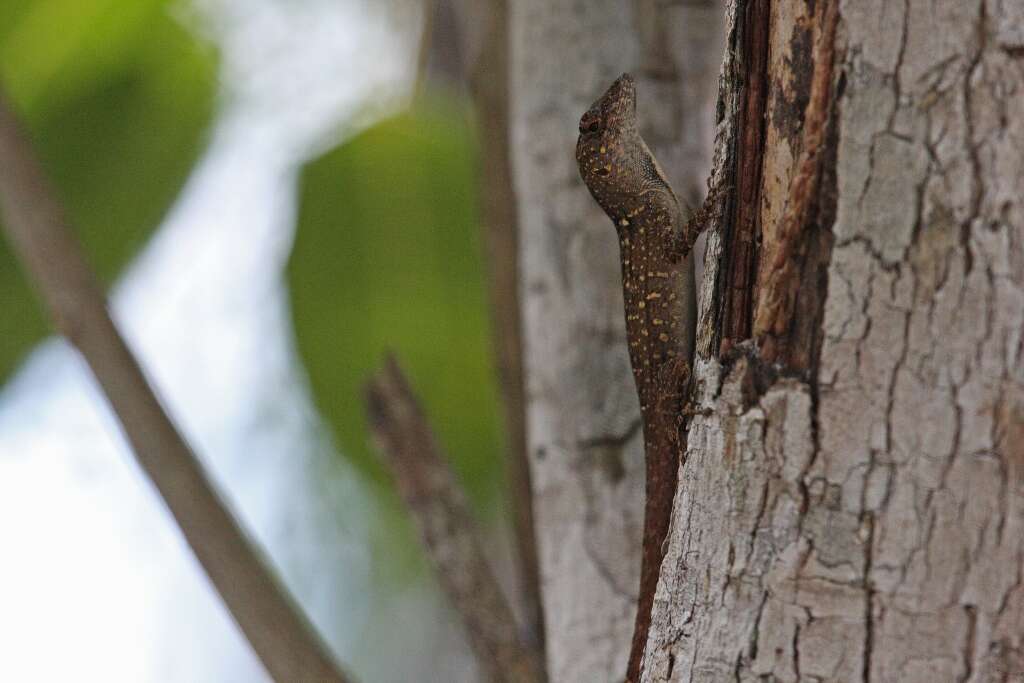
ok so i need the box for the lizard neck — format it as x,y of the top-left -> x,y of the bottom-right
618,210 -> 696,414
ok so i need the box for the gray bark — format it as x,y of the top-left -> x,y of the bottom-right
509,1 -> 722,680
643,1 -> 1024,681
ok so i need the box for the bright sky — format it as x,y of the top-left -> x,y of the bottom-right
0,1 -> 430,680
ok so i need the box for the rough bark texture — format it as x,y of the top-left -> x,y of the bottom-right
510,1 -> 722,679
719,0 -> 770,355
643,1 -> 1024,681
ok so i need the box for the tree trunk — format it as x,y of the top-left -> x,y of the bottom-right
509,1 -> 722,680
642,1 -> 1024,681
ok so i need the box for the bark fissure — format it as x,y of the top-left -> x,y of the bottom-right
861,512 -> 876,683
719,0 -> 770,355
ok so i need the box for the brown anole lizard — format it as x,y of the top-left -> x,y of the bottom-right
576,72 -> 717,682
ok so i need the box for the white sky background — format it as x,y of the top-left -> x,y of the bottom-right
0,1 -> 475,680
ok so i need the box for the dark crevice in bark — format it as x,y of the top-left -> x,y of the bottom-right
861,512 -> 876,683
803,90 -> 840,382
801,5 -> 843,565
748,590 -> 771,664
960,604 -> 978,683
959,0 -> 988,278
793,620 -> 803,681
717,0 -> 770,357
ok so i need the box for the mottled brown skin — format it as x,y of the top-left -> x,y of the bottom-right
576,73 -> 698,682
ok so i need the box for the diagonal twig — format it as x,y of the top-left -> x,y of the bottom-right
365,354 -> 544,683
0,90 -> 351,683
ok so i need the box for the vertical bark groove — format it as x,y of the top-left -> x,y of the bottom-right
718,0 -> 770,355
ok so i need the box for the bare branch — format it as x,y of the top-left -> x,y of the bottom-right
365,354 -> 544,683
0,91 -> 350,683
416,0 -> 466,93
413,0 -> 547,659
457,0 -> 547,658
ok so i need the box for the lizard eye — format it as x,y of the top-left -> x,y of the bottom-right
579,109 -> 602,134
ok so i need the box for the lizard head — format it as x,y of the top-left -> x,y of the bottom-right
576,73 -> 683,245
576,73 -> 644,223
578,72 -> 636,139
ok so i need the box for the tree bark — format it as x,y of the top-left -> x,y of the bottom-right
642,1 -> 1024,681
509,1 -> 722,680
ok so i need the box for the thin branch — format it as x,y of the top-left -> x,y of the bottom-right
418,0 -> 546,659
365,355 -> 544,683
0,90 -> 350,683
416,0 -> 436,87
415,0 -> 465,94
459,0 -> 547,659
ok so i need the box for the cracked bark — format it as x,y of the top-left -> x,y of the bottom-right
642,1 -> 1024,681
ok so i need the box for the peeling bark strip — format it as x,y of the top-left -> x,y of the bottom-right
753,0 -> 840,369
643,0 -> 1024,681
365,356 -> 543,683
695,1 -> 744,361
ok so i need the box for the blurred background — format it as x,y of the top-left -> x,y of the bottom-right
0,0 -> 506,680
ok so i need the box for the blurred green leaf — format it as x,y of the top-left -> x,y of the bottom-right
0,0 -> 217,381
288,99 -> 504,531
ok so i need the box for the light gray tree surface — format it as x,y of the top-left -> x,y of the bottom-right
642,1 -> 1024,681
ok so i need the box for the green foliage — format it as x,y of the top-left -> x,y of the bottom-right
288,99 -> 505,521
0,0 -> 217,381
